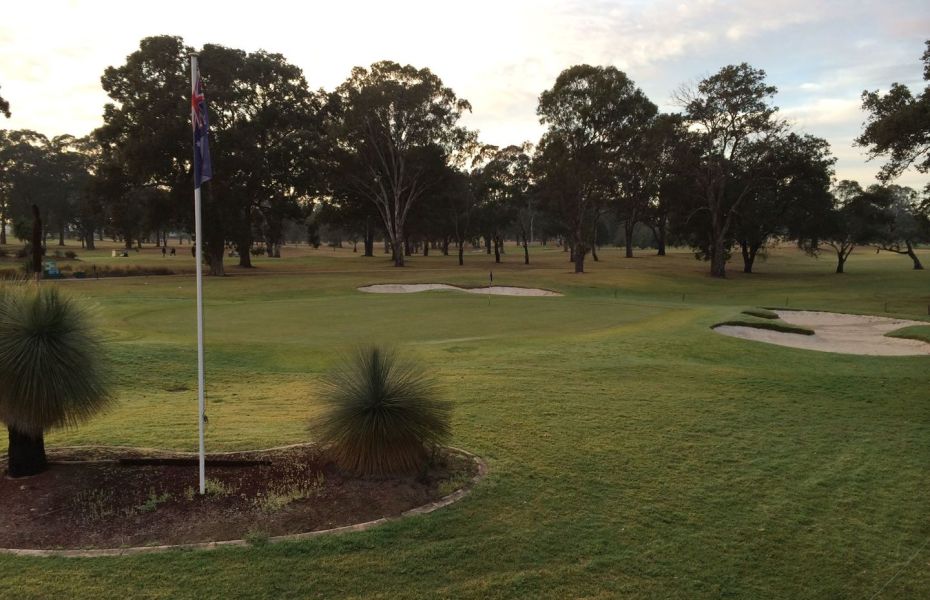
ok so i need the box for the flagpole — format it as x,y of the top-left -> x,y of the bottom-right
190,53 -> 207,495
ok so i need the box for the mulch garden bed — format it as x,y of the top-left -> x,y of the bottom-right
0,444 -> 477,550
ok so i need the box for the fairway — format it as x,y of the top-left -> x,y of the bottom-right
0,244 -> 928,598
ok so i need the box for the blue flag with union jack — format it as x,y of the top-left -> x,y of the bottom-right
191,68 -> 212,189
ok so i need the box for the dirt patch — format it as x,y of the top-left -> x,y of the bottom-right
714,310 -> 930,356
358,283 -> 562,297
0,445 -> 477,551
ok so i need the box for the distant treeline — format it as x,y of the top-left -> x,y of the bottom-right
1,37 -> 928,276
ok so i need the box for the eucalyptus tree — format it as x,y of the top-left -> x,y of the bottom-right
473,145 -> 531,263
199,44 -> 326,267
857,40 -> 930,182
330,61 -> 473,266
797,180 -> 892,274
99,36 -> 325,274
677,63 -> 785,277
732,133 -> 835,273
535,65 -> 654,273
873,184 -> 928,269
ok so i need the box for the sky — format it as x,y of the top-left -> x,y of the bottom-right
1,0 -> 928,188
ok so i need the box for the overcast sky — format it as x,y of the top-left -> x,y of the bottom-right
1,0 -> 928,188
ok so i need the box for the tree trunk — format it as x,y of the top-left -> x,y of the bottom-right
7,425 -> 47,478
710,236 -> 726,278
58,226 -> 65,246
624,219 -> 634,258
574,244 -> 586,273
740,241 -> 757,274
485,236 -> 492,254
393,226 -> 405,267
654,222 -> 667,256
836,251 -> 846,274
0,213 -> 6,245
363,225 -> 374,257
423,241 -> 429,257
442,237 -> 450,256
591,243 -> 599,262
85,232 -> 95,250
457,239 -> 464,266
31,205 -> 43,277
906,240 -> 923,270
522,231 -> 529,265
237,238 -> 253,268
493,237 -> 501,263
207,244 -> 225,276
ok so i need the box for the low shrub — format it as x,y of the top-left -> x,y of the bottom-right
64,250 -> 78,260
313,346 -> 451,476
250,246 -> 266,256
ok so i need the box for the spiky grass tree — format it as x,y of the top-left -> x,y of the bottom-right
315,347 -> 451,476
0,284 -> 112,477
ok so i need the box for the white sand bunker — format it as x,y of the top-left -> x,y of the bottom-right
358,284 -> 562,297
715,310 -> 930,356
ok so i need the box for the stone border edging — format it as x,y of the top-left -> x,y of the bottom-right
0,445 -> 487,558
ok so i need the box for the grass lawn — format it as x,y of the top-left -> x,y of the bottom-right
0,241 -> 928,599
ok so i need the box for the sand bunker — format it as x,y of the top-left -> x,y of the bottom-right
714,310 -> 930,356
358,284 -> 562,297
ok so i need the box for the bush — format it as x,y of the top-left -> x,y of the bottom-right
250,246 -> 266,256
0,283 -> 112,476
64,250 -> 78,260
314,347 -> 451,476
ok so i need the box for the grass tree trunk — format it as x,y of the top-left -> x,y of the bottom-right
7,426 -> 47,478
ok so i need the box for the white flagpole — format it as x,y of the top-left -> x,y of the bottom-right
190,53 -> 207,495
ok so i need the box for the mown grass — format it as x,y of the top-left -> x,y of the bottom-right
887,324 -> 930,344
0,242 -> 928,599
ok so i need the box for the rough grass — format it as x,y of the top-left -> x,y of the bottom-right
0,241 -> 928,599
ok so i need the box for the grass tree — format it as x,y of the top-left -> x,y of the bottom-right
0,284 -> 112,477
314,346 -> 451,476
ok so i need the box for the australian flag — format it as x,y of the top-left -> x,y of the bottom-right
191,68 -> 212,189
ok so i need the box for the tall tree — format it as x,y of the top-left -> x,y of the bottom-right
874,184 -> 928,269
857,40 -> 930,181
535,65 -> 653,273
798,180 -> 892,274
677,63 -> 784,277
732,133 -> 835,273
330,61 -> 473,267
